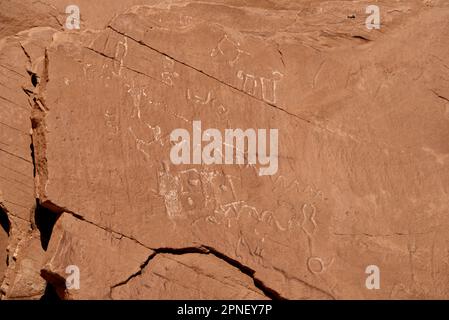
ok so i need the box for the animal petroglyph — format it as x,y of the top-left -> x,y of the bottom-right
272,175 -> 325,202
211,34 -> 249,67
186,88 -> 229,120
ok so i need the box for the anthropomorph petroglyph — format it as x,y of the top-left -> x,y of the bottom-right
237,70 -> 283,104
113,37 -> 128,76
161,56 -> 179,86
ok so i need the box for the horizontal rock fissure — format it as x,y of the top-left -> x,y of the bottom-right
127,246 -> 288,300
38,199 -> 287,300
106,25 -> 318,128
48,206 -> 287,300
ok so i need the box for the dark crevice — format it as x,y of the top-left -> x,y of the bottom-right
40,200 -> 66,215
31,73 -> 39,87
0,205 -> 10,236
110,252 -> 157,294
149,246 -> 285,300
430,89 -> 449,103
21,44 -> 39,87
153,246 -> 209,255
30,142 -> 36,177
40,270 -> 66,300
22,87 -> 34,96
352,35 -> 372,42
19,43 -> 31,65
203,246 -> 285,300
26,70 -> 39,87
277,48 -> 285,67
33,200 -> 61,251
40,282 -> 61,301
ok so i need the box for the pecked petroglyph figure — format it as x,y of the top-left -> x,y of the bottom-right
237,70 -> 283,104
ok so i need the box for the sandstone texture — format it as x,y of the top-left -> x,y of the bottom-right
0,0 -> 448,300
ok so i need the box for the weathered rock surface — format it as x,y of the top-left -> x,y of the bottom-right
0,0 -> 449,299
0,26 -> 57,299
43,213 -> 152,299
111,253 -> 269,299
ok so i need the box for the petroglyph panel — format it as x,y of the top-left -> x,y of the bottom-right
2,0 -> 449,300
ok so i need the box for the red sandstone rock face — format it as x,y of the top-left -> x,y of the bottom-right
0,0 -> 449,300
